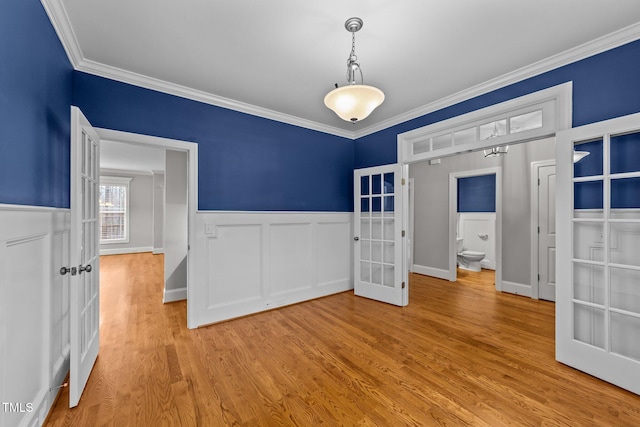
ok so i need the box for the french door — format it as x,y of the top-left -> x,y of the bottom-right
556,112 -> 640,394
69,106 -> 100,407
354,165 -> 407,306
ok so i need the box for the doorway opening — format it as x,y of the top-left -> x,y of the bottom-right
95,128 -> 198,328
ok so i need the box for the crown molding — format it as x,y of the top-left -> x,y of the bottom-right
41,0 -> 84,66
353,21 -> 640,139
42,0 -> 640,142
76,58 -> 355,139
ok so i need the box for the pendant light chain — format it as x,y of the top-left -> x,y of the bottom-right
346,32 -> 358,83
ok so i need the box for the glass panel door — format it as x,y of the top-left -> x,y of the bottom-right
354,165 -> 406,306
557,113 -> 640,395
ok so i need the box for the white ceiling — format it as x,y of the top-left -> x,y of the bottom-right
100,140 -> 165,173
51,1 -> 640,138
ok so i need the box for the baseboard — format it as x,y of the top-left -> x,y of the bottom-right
481,260 -> 496,270
152,247 -> 164,254
501,280 -> 532,298
100,246 -> 153,256
413,264 -> 451,280
163,286 -> 187,303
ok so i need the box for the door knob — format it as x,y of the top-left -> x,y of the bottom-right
79,264 -> 92,274
60,267 -> 77,276
354,237 -> 360,241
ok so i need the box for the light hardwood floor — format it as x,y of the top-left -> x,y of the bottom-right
45,254 -> 640,426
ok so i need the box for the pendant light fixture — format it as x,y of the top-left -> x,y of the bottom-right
324,17 -> 385,123
484,146 -> 509,157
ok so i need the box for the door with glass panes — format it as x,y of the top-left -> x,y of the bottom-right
556,112 -> 640,394
354,165 -> 407,306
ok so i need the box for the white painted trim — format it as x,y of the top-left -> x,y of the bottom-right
41,0 -> 639,139
163,287 -> 187,303
449,167 -> 502,291
408,178 -> 415,273
152,248 -> 164,254
95,128 -> 199,329
502,280 -> 533,298
0,203 -> 70,213
40,0 -> 84,67
100,167 -> 154,176
99,246 -> 153,256
398,83 -> 572,164
412,265 -> 450,281
530,159 -> 556,300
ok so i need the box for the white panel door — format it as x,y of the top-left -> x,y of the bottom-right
538,164 -> 556,301
556,111 -> 640,395
69,106 -> 100,407
354,165 -> 407,306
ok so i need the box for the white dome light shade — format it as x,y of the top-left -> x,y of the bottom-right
324,85 -> 385,123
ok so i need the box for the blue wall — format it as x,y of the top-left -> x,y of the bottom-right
0,0 -> 73,207
4,1 -> 640,212
354,39 -> 640,169
73,73 -> 354,211
458,174 -> 496,213
574,133 -> 640,209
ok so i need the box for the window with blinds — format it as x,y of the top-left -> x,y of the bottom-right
99,177 -> 132,243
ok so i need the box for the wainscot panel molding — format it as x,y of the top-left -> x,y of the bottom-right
0,208 -> 71,427
193,212 -> 353,326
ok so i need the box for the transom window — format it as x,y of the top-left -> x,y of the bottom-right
99,176 -> 132,243
398,83 -> 572,164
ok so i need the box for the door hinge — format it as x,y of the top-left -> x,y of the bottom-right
538,226 -> 540,234
401,178 -> 406,185
538,274 -> 540,281
401,282 -> 406,289
402,230 -> 406,237
538,178 -> 540,185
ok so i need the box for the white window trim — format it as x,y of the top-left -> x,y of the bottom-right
398,82 -> 573,164
100,176 -> 132,244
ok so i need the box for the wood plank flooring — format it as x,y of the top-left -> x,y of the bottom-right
45,253 -> 640,426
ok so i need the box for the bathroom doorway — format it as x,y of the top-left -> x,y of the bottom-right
449,167 -> 501,286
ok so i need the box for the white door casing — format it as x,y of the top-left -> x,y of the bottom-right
534,161 -> 556,301
354,164 -> 407,306
556,111 -> 640,395
448,167 -> 502,288
69,106 -> 100,407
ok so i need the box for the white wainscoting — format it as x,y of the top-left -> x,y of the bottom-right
192,212 -> 353,327
458,212 -> 496,270
0,206 -> 70,427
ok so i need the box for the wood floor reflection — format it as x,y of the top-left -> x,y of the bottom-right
45,253 -> 640,426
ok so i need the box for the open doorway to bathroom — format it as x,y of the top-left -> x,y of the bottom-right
408,137 -> 556,297
451,168 -> 499,287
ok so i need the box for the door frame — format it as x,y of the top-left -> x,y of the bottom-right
95,128 -> 199,329
530,159 -> 556,299
397,83 -> 572,293
449,167 -> 502,287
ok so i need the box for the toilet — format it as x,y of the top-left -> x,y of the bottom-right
456,238 -> 486,272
